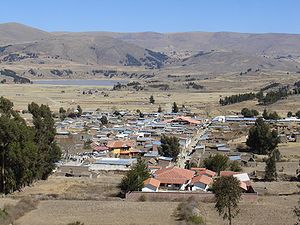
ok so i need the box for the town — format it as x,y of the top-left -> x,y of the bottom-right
54,105 -> 300,199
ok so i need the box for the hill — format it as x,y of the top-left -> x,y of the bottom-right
0,22 -> 50,45
0,23 -> 300,78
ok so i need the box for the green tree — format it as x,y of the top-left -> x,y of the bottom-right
172,102 -> 179,113
77,105 -> 82,116
59,107 -> 66,121
100,115 -> 108,125
262,109 -> 269,119
159,135 -> 181,161
0,96 -> 14,117
149,95 -> 155,104
287,111 -> 293,118
119,158 -> 150,194
59,107 -> 66,114
203,154 -> 229,175
28,102 -> 61,180
296,111 -> 300,118
158,105 -> 162,113
246,118 -> 279,155
0,98 -> 61,194
264,152 -> 277,181
229,161 -> 242,172
212,176 -> 242,225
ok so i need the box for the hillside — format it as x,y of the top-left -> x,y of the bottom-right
0,23 -> 300,78
0,22 -> 50,45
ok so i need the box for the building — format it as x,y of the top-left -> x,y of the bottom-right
153,167 -> 195,190
191,175 -> 213,191
142,178 -> 161,192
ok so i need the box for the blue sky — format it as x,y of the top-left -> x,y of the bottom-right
1,0 -> 300,33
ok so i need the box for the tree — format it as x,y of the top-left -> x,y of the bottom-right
159,135 -> 181,161
59,107 -> 66,121
296,111 -> 300,119
0,98 -> 61,194
28,102 -> 61,180
212,176 -> 242,225
149,95 -> 155,104
262,109 -> 269,119
246,118 -> 279,155
119,158 -> 150,194
287,111 -> 293,118
100,115 -> 108,125
263,109 -> 280,120
264,152 -> 277,181
59,107 -> 66,114
229,161 -> 242,172
0,96 -> 14,117
158,105 -> 162,113
172,102 -> 179,113
241,108 -> 259,117
77,105 -> 82,116
203,154 -> 229,175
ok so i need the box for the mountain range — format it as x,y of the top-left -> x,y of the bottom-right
0,22 -> 300,78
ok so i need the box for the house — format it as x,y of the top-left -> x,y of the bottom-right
154,167 -> 195,190
166,116 -> 201,126
191,175 -> 213,191
89,158 -> 137,171
142,178 -> 161,192
191,168 -> 216,177
157,156 -> 173,168
241,155 -> 256,167
107,140 -> 136,156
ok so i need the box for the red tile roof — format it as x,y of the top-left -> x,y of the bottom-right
192,175 -> 213,186
144,178 -> 161,188
191,168 -> 216,177
164,116 -> 201,125
154,167 -> 195,184
107,140 -> 135,149
93,146 -> 109,151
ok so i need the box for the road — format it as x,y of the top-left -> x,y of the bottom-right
177,127 -> 208,168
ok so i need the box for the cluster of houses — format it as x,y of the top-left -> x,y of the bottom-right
142,166 -> 254,193
55,110 -> 208,175
54,109 -> 299,195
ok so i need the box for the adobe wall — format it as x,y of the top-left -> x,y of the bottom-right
126,191 -> 257,202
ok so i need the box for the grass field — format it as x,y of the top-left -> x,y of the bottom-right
0,83 -> 299,117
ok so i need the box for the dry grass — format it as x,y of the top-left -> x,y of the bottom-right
16,200 -> 178,225
0,197 -> 38,225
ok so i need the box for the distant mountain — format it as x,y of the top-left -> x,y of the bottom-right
0,23 -> 300,76
0,22 -> 50,45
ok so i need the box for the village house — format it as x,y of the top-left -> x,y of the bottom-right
152,167 -> 195,191
142,178 -> 161,192
191,175 -> 213,191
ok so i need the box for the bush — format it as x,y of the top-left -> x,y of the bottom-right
175,198 -> 206,225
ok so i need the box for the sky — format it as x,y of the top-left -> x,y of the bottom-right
0,0 -> 300,33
